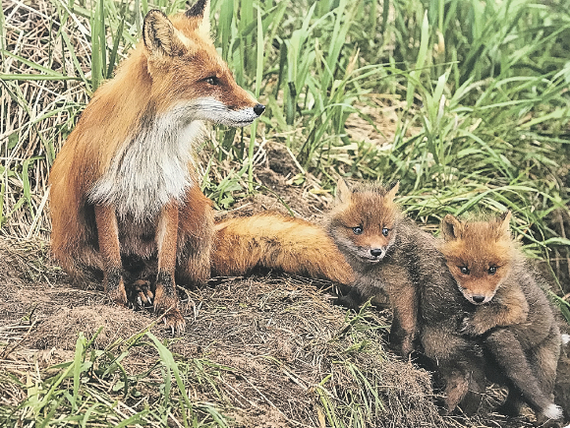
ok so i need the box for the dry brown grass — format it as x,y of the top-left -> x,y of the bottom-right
2,0 -> 93,239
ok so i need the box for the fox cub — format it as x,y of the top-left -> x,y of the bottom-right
440,213 -> 563,422
328,179 -> 470,363
328,180 -> 495,414
49,0 -> 264,332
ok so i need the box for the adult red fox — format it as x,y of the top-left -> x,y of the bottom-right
49,0 -> 265,332
440,213 -> 563,423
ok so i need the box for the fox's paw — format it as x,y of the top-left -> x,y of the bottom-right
389,332 -> 414,359
460,316 -> 487,336
128,279 -> 154,309
153,287 -> 185,335
162,308 -> 186,335
540,403 -> 564,421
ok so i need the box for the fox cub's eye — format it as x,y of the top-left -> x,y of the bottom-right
353,226 -> 363,235
204,76 -> 219,86
460,266 -> 470,275
382,227 -> 389,237
488,266 -> 497,275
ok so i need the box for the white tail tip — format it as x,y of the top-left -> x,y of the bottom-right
542,403 -> 563,420
562,333 -> 570,346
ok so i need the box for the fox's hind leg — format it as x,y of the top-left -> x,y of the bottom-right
528,323 -> 561,398
422,326 -> 484,414
94,205 -> 127,306
154,202 -> 185,333
485,328 -> 562,421
526,323 -> 562,425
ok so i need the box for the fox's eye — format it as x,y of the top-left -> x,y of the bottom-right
353,226 -> 363,235
204,76 -> 219,85
488,266 -> 497,275
382,227 -> 389,237
460,266 -> 470,275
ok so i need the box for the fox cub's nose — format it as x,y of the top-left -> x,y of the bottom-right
472,295 -> 486,304
253,104 -> 265,116
370,248 -> 383,257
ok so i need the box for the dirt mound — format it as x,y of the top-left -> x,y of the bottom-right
0,238 -> 562,427
173,276 -> 446,427
28,305 -> 156,350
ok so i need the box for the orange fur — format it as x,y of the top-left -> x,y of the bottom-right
211,212 -> 354,285
49,1 -> 264,332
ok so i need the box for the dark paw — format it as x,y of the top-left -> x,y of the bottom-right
334,295 -> 361,311
128,279 -> 154,309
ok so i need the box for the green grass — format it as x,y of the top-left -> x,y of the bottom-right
0,328 -> 234,427
2,0 -> 570,235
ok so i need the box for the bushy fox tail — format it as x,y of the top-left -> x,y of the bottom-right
212,212 -> 354,284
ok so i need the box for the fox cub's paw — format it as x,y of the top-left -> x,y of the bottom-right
460,316 -> 488,336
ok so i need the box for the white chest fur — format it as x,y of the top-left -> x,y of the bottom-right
88,109 -> 204,221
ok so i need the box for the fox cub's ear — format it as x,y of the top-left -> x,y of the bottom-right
185,0 -> 211,40
497,210 -> 512,236
143,10 -> 185,57
385,181 -> 399,201
441,214 -> 463,241
336,179 -> 352,204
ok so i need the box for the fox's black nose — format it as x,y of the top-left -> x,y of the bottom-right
370,248 -> 383,257
472,295 -> 485,304
253,104 -> 265,116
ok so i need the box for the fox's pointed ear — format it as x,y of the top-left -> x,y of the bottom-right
143,10 -> 185,57
497,210 -> 512,235
185,0 -> 210,39
336,179 -> 352,204
441,214 -> 462,241
385,181 -> 399,201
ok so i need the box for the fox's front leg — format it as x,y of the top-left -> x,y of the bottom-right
94,205 -> 127,305
388,280 -> 417,358
462,287 -> 529,336
155,202 -> 185,333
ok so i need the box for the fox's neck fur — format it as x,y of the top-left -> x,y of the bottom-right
86,48 -> 203,221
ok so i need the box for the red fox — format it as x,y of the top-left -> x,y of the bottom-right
49,0 -> 265,332
440,213 -> 563,422
211,212 -> 354,284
